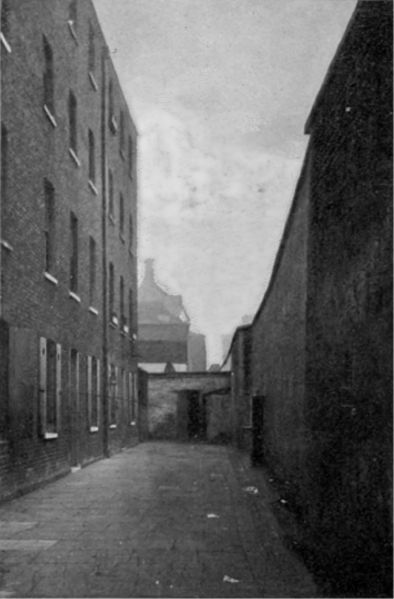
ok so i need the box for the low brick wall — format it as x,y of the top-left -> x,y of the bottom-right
147,372 -> 231,442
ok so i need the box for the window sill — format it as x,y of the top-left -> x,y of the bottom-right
89,71 -> 98,91
1,240 -> 14,251
69,291 -> 81,303
89,306 -> 99,316
69,148 -> 81,168
108,214 -> 115,225
44,432 -> 58,440
89,426 -> 99,433
44,272 -> 59,285
43,105 -> 57,128
68,21 -> 78,44
109,424 -> 117,429
0,33 -> 11,54
89,180 -> 98,195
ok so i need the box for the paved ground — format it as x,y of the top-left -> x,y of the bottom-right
0,442 -> 319,598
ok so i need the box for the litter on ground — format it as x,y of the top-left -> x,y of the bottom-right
223,575 -> 240,583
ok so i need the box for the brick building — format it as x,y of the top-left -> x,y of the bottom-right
138,259 -> 206,372
0,0 -> 138,501
225,2 -> 392,595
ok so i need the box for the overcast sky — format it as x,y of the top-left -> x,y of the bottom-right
93,0 -> 357,365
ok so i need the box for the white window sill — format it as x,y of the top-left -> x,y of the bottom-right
109,424 -> 117,429
89,71 -> 98,91
69,291 -> 81,303
68,21 -> 78,44
89,306 -> 99,316
89,180 -> 98,195
44,432 -> 58,440
1,240 -> 14,251
89,426 -> 99,433
0,33 -> 11,54
44,272 -> 58,285
43,105 -> 57,128
69,148 -> 81,167
110,315 -> 118,326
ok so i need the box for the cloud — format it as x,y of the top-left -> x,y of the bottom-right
133,101 -> 302,360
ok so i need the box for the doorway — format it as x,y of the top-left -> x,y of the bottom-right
187,390 -> 207,441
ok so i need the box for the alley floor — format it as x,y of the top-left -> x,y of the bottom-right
0,442 -> 319,598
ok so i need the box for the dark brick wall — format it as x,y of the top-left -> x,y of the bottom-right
304,1 -> 392,586
0,0 -> 138,502
230,326 -> 252,448
251,156 -> 310,502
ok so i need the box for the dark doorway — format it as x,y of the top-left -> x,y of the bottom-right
186,390 -> 207,441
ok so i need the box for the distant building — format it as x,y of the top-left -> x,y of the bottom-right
138,261 -> 207,372
188,332 -> 207,372
138,260 -> 192,372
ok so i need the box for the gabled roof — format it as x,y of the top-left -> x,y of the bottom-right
138,260 -> 190,326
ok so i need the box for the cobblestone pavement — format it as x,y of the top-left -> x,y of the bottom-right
0,442 -> 319,598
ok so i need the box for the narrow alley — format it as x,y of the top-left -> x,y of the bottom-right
0,442 -> 318,598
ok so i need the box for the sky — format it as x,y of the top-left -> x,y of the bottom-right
93,0 -> 357,365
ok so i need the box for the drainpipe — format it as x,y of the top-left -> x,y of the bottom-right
101,45 -> 109,457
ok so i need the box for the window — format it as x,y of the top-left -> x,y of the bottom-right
1,0 -> 10,45
68,1 -> 77,42
70,212 -> 78,293
69,0 -> 77,29
108,169 -> 114,217
120,276 -> 125,331
119,193 -> 124,237
131,373 -> 136,423
109,364 -> 117,427
44,179 -> 55,275
43,36 -> 55,117
129,288 -> 133,336
109,262 -> 116,323
39,338 -> 61,437
88,23 -> 95,73
108,81 -> 117,132
119,111 -> 125,156
69,91 -> 77,154
128,136 -> 133,177
88,129 -> 96,184
128,215 -> 133,254
87,355 -> 100,430
89,236 -> 96,306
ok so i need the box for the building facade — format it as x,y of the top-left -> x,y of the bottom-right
138,260 -> 206,373
225,2 -> 392,596
0,0 -> 138,501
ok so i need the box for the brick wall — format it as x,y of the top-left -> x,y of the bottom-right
304,2 -> 392,586
147,372 -> 231,441
250,155 -> 310,503
0,0 -> 138,502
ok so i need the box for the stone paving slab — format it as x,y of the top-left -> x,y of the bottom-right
0,442 -> 319,598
